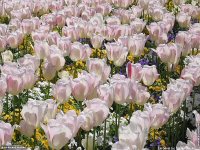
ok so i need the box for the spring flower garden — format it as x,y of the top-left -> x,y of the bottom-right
0,0 -> 200,149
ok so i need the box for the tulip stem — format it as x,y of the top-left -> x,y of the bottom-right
86,132 -> 89,150
47,82 -> 50,99
6,92 -> 9,113
183,100 -> 186,140
40,60 -> 43,80
93,129 -> 95,150
26,89 -> 29,102
103,119 -> 107,150
115,104 -> 118,137
172,116 -> 175,147
12,95 -> 18,124
33,129 -> 37,148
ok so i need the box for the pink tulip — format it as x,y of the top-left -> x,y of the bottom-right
79,99 -> 109,131
47,45 -> 65,71
32,30 -> 48,42
126,62 -> 143,81
138,0 -> 149,10
53,79 -> 72,104
149,6 -> 164,21
130,18 -> 146,34
175,31 -> 192,56
18,54 -> 40,71
21,100 -> 48,128
56,14 -> 66,27
106,16 -> 121,25
176,12 -> 191,28
118,36 -> 129,48
85,99 -> 109,127
128,79 -> 139,103
62,26 -> 79,42
97,84 -> 114,108
135,84 -> 150,105
34,40 -> 50,59
6,73 -> 24,95
47,32 -> 61,46
31,17 -> 40,30
0,77 -> 6,98
78,108 -> 95,131
86,58 -> 111,83
111,79 -> 130,104
19,120 -> 35,137
57,36 -> 71,56
145,104 -> 170,129
21,19 -> 33,34
105,42 -> 128,66
70,42 -> 92,61
142,65 -> 159,86
128,34 -> 146,57
154,44 -> 172,63
21,68 -> 37,90
91,34 -> 104,49
7,32 -> 20,48
162,87 -> 185,113
169,78 -> 193,99
167,43 -> 181,65
44,99 -> 58,122
42,61 -> 57,81
56,110 -> 81,138
181,65 -> 200,86
0,121 -> 13,146
79,71 -> 100,100
41,119 -> 73,150
71,77 -> 89,101
95,3 -> 112,16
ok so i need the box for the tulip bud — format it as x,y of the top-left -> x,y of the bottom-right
91,34 -> 104,49
7,73 -> 24,95
142,65 -> 159,86
105,42 -> 128,66
21,100 -> 48,128
0,121 -> 13,145
71,77 -> 89,101
34,41 -> 50,59
53,79 -> 72,104
86,58 -> 111,83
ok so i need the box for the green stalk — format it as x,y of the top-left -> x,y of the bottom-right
12,95 -> 18,124
172,116 -> 175,147
115,103 -> 118,137
6,92 -> 9,113
183,100 -> 186,140
103,119 -> 107,150
86,132 -> 89,150
33,129 -> 37,148
93,129 -> 95,150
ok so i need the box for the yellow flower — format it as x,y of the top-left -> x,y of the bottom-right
160,139 -> 166,147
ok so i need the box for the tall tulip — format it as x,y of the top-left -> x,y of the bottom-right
0,121 -> 13,146
21,100 -> 48,128
52,79 -> 72,104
